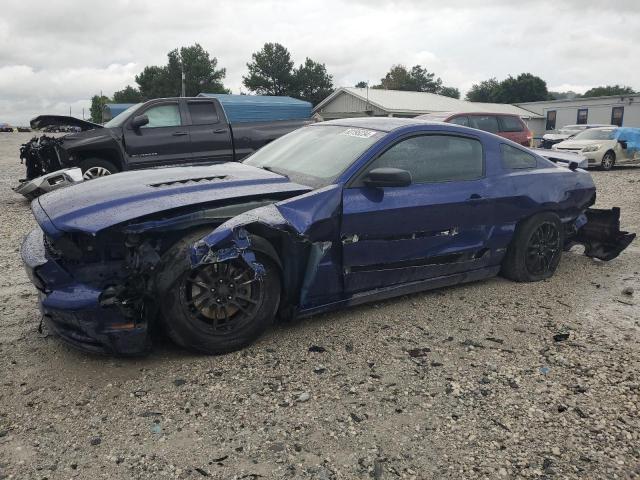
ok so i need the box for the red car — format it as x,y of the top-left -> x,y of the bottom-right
416,112 -> 533,147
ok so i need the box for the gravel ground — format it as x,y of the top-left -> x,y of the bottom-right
0,132 -> 639,480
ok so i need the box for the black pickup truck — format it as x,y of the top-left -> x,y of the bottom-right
21,96 -> 312,180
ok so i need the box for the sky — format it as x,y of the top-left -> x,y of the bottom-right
1,0 -> 639,124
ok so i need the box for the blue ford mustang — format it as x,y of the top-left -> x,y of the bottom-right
21,118 -> 635,355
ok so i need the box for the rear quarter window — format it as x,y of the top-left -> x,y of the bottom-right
468,115 -> 499,134
188,102 -> 219,125
501,144 -> 537,169
498,115 -> 524,132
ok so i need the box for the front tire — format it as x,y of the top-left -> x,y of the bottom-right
600,151 -> 615,171
158,231 -> 281,354
501,213 -> 563,282
79,158 -> 118,180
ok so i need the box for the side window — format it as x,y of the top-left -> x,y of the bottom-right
501,144 -> 537,169
141,104 -> 181,128
577,109 -> 588,125
611,106 -> 624,127
468,115 -> 499,134
188,102 -> 219,125
449,116 -> 469,127
546,110 -> 556,130
366,135 -> 483,183
498,115 -> 524,132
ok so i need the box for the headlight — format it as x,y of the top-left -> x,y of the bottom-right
582,144 -> 601,152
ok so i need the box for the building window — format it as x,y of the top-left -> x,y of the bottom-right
577,109 -> 588,125
546,110 -> 556,130
611,106 -> 624,127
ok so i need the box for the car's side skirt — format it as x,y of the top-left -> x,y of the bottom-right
295,265 -> 500,319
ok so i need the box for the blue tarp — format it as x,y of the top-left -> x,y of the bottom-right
105,103 -> 135,120
197,93 -> 312,123
614,127 -> 640,156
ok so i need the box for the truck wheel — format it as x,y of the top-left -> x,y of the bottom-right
79,158 -> 118,180
501,213 -> 563,282
600,151 -> 615,171
158,230 -> 281,354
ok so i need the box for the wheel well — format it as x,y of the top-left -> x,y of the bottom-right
77,150 -> 123,171
604,150 -> 616,160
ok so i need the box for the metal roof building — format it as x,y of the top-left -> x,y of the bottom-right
517,94 -> 640,136
198,93 -> 312,123
314,87 -> 541,121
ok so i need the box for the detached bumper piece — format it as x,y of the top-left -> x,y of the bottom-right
570,207 -> 636,261
13,168 -> 83,199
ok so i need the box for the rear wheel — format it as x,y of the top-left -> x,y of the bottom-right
501,213 -> 563,282
600,151 -> 615,171
158,231 -> 281,354
79,158 -> 118,180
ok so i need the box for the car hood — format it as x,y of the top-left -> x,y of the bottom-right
554,139 -> 613,149
35,163 -> 312,236
543,133 -> 571,141
30,115 -> 102,131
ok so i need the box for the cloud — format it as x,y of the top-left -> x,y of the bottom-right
1,0 -> 639,124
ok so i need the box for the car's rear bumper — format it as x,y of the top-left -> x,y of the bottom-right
21,228 -> 150,355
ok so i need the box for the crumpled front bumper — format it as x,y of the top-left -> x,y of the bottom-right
21,228 -> 150,355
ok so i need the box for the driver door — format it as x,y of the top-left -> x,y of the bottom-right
124,100 -> 192,168
341,133 -> 496,293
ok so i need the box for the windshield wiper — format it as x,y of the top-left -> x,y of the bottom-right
262,166 -> 289,179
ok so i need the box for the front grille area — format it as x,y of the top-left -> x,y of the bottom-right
43,235 -> 62,259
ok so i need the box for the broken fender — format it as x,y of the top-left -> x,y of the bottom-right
570,207 -> 636,261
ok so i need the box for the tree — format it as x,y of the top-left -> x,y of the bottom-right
438,86 -> 460,99
466,78 -> 500,102
292,58 -> 334,105
132,44 -> 228,99
582,85 -> 635,97
113,85 -> 143,103
493,73 -> 548,103
377,65 -> 414,91
243,43 -> 294,96
466,74 -> 548,103
89,94 -> 110,123
549,90 -> 581,100
354,81 -> 368,88
409,65 -> 442,93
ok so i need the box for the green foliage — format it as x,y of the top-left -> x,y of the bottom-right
242,43 -> 334,105
549,91 -> 581,100
582,85 -> 635,98
293,58 -> 334,106
131,43 -> 228,99
438,86 -> 460,99
354,81 -> 368,88
243,43 -> 295,96
466,74 -> 548,103
112,85 -> 143,103
89,95 -> 110,123
374,64 -> 457,97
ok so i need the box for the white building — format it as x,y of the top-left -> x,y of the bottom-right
517,94 -> 640,135
313,87 -> 542,123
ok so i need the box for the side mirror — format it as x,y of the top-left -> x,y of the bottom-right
363,168 -> 412,188
619,140 -> 628,149
131,114 -> 149,129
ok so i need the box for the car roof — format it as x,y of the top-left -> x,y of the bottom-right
318,117 -> 441,132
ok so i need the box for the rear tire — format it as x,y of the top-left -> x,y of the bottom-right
79,158 -> 118,179
158,230 -> 281,354
600,151 -> 615,171
501,213 -> 563,282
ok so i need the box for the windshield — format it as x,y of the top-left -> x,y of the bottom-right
243,125 -> 384,188
572,128 -> 616,140
104,103 -> 142,128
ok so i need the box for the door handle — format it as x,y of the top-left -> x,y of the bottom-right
213,128 -> 227,134
172,131 -> 188,136
468,193 -> 483,200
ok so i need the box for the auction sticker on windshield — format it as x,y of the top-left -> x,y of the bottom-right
341,128 -> 378,138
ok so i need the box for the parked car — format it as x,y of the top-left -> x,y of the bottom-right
0,123 -> 13,132
416,112 -> 532,146
552,127 -> 640,170
22,96 -> 313,181
541,124 -> 614,149
22,118 -> 634,355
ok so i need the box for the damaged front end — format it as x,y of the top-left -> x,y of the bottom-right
19,135 -> 65,181
568,207 -> 636,261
